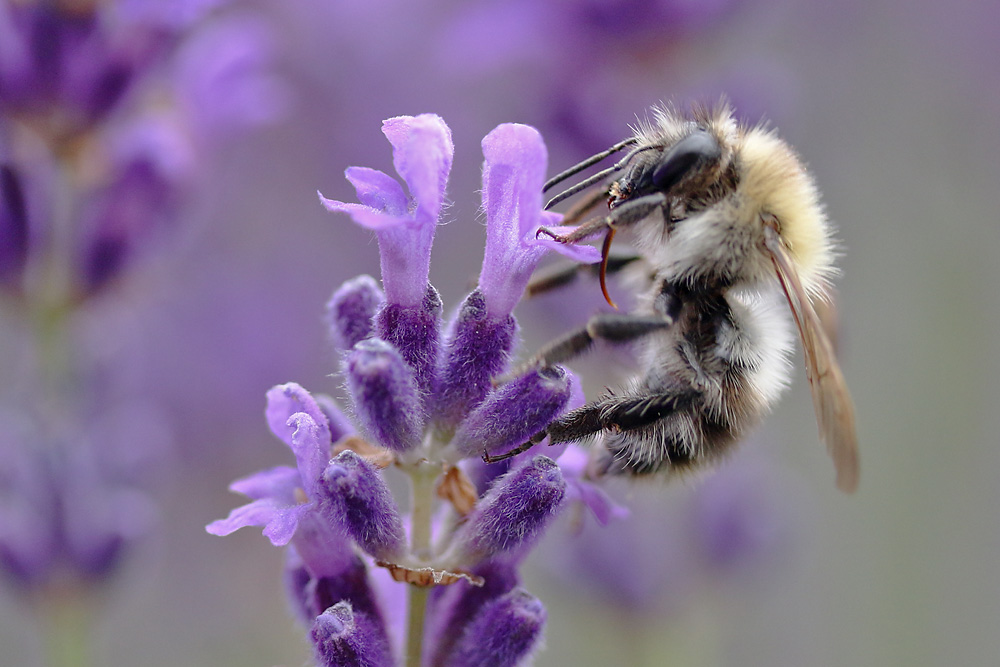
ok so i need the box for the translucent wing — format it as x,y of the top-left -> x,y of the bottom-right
763,224 -> 859,493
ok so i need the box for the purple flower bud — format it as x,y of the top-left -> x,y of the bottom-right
311,601 -> 394,667
446,588 -> 546,667
0,164 -> 29,285
345,339 -> 423,453
452,456 -> 565,564
426,560 -> 520,666
327,275 -> 384,352
434,289 -> 516,429
319,451 -> 405,561
375,283 -> 442,397
452,367 -> 570,459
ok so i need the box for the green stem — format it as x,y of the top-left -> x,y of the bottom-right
37,588 -> 93,667
405,463 -> 439,667
405,585 -> 430,667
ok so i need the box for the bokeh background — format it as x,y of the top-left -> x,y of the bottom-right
1,0 -> 997,665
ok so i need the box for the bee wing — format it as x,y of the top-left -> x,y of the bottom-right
763,224 -> 859,493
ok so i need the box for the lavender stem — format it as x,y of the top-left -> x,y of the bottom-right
405,462 -> 438,667
39,589 -> 93,667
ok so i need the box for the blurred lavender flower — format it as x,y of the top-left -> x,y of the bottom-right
535,454 -> 793,625
210,114 -> 617,665
0,0 -> 286,663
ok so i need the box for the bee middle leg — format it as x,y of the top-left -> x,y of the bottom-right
526,254 -> 643,297
524,311 -> 675,370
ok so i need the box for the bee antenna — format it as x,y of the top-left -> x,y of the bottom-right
544,164 -> 619,210
543,143 -> 661,210
543,137 -> 639,193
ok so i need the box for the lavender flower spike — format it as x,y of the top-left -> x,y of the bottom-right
447,588 -> 547,667
311,602 -> 394,667
478,123 -> 601,318
319,114 -> 453,309
319,450 -> 406,561
344,339 -> 423,452
448,456 -> 566,566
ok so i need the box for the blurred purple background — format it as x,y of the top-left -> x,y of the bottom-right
2,0 -> 998,665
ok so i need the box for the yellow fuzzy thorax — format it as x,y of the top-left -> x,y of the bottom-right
737,127 -> 836,299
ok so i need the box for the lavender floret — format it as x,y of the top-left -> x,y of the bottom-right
374,284 -> 443,397
328,275 -> 385,352
451,366 -> 571,459
319,451 -> 406,561
344,339 -> 423,453
446,588 -> 547,667
311,602 -> 394,667
451,456 -> 566,564
433,289 -> 517,429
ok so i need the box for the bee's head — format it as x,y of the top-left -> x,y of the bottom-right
610,126 -> 729,209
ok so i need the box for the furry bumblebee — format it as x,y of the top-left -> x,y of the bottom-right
488,104 -> 859,493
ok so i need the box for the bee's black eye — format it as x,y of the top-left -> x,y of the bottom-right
651,130 -> 721,191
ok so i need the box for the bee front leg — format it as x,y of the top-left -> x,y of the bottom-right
538,192 -> 668,244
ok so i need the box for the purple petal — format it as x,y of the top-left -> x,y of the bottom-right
318,195 -> 401,230
559,445 -> 630,526
344,166 -> 408,213
287,413 -> 334,498
265,382 -> 332,448
205,497 -> 304,546
262,503 -> 314,546
228,465 -> 300,503
478,123 -> 600,318
381,114 -> 453,223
